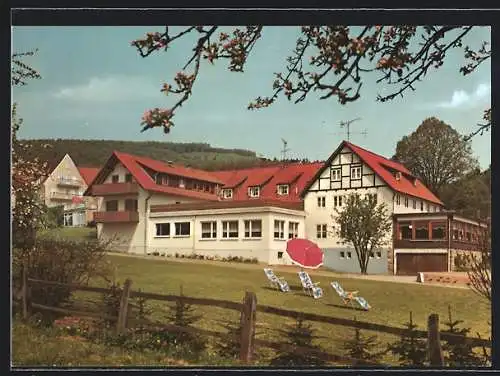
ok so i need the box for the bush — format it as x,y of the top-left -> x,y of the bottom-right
43,205 -> 64,229
454,253 -> 472,272
12,237 -> 112,323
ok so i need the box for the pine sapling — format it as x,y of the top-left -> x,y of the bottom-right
270,315 -> 326,366
387,311 -> 427,367
342,318 -> 382,366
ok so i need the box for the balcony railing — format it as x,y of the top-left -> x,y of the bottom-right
50,191 -> 74,201
91,183 -> 139,196
57,177 -> 82,187
94,211 -> 139,223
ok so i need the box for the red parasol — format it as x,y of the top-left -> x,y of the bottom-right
285,238 -> 324,269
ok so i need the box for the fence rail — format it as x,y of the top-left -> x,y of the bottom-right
20,270 -> 491,366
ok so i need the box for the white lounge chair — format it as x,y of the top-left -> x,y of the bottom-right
330,281 -> 371,310
298,271 -> 323,299
263,268 -> 290,292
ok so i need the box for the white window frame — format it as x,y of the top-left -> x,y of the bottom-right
222,220 -> 239,239
350,165 -> 362,180
155,223 -> 171,237
248,186 -> 260,198
174,222 -> 191,237
331,168 -> 341,181
316,224 -> 327,239
288,221 -> 299,239
274,220 -> 285,239
396,194 -> 401,205
222,188 -> 233,199
244,219 -> 262,238
334,196 -> 343,208
201,221 -> 217,239
346,251 -> 352,259
277,184 -> 289,196
404,197 -> 409,208
317,196 -> 326,208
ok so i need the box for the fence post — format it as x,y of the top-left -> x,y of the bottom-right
239,291 -> 257,364
21,263 -> 31,320
116,279 -> 132,334
427,313 -> 444,366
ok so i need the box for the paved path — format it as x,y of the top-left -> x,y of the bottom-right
106,252 -> 469,290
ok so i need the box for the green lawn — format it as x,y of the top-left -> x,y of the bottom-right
93,255 -> 491,363
38,227 -> 97,241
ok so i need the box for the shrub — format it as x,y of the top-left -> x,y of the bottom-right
43,205 -> 64,229
12,237 -> 112,323
342,319 -> 382,365
387,311 -> 427,366
454,253 -> 472,272
251,257 -> 259,264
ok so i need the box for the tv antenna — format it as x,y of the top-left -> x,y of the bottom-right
339,117 -> 366,141
280,138 -> 291,161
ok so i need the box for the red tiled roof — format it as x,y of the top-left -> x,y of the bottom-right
77,167 -> 100,186
211,163 -> 323,202
344,141 -> 443,205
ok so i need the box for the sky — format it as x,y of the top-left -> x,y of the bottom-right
12,26 -> 491,169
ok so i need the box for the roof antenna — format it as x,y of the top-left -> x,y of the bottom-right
280,138 -> 291,162
339,117 -> 366,142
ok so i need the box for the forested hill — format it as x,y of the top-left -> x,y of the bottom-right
20,139 -> 306,171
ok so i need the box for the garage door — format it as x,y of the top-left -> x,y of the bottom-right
396,253 -> 448,275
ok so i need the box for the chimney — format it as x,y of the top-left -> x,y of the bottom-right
167,160 -> 174,166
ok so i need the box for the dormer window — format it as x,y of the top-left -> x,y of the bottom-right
277,184 -> 289,196
222,188 -> 233,199
248,186 -> 260,198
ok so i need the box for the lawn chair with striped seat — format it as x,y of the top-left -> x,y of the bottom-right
298,271 -> 323,299
330,281 -> 370,310
263,268 -> 290,292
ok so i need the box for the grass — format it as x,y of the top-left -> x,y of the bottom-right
13,251 -> 491,366
38,227 -> 97,241
92,255 -> 490,363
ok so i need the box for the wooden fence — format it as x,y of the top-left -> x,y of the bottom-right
19,269 -> 491,366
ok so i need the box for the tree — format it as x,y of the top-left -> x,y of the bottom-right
439,166 -> 490,219
466,223 -> 491,303
335,193 -> 392,274
342,320 -> 382,365
130,26 -> 490,137
387,311 -> 428,367
393,117 -> 479,195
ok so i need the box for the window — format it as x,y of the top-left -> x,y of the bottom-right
466,229 -> 472,242
175,222 -> 191,236
431,222 -> 446,240
340,251 -> 345,258
351,165 -> 362,180
222,189 -> 233,199
105,200 -> 118,212
222,220 -> 239,238
334,196 -> 343,208
369,251 -> 374,258
399,222 -> 412,240
277,184 -> 289,196
316,224 -> 327,239
156,223 -> 170,237
415,222 -> 429,240
420,201 -> 424,211
124,199 -> 138,211
248,186 -> 260,198
277,251 -> 283,259
125,173 -> 133,183
431,205 -> 436,213
288,222 -> 299,239
168,176 -> 179,187
111,175 -> 119,183
346,251 -> 352,259
404,197 -> 409,208
162,175 -> 169,185
155,174 -> 162,185
369,193 -> 377,203
412,200 -> 416,209
317,196 -> 326,207
452,226 -> 459,240
331,168 -> 341,181
376,251 -> 382,259
244,220 -> 262,238
274,220 -> 285,239
395,194 -> 401,205
201,221 -> 217,239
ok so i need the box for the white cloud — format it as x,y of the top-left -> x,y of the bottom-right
53,75 -> 160,102
437,83 -> 491,108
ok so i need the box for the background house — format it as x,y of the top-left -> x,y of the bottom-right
41,154 -> 100,227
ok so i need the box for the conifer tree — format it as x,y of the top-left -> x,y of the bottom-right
387,311 -> 427,366
342,319 -> 381,366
